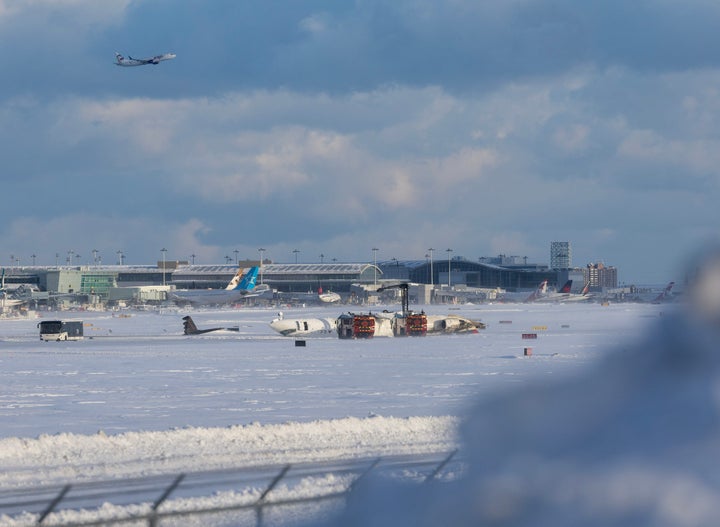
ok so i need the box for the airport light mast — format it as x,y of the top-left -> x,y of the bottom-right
372,247 -> 379,286
446,248 -> 453,287
428,248 -> 434,287
161,248 -> 167,286
258,247 -> 265,285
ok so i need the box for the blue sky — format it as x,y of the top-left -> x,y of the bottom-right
1,0 -> 719,283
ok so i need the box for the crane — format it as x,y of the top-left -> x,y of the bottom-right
377,283 -> 410,316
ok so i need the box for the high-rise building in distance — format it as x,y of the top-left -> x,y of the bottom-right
550,241 -> 571,269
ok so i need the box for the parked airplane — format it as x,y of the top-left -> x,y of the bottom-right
652,282 -> 675,303
532,280 -> 587,303
535,280 -> 593,303
275,287 -> 341,305
169,266 -> 265,306
0,269 -> 34,308
115,52 -> 176,67
497,280 -> 548,303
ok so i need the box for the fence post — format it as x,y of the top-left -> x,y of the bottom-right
348,458 -> 380,494
424,449 -> 458,483
37,484 -> 71,525
148,474 -> 185,527
255,464 -> 291,527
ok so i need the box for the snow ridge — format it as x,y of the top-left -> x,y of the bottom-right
0,416 -> 459,488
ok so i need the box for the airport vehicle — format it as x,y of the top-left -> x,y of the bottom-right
38,320 -> 83,341
169,266 -> 266,306
114,52 -> 176,67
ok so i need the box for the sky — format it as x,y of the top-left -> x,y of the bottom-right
1,0 -> 719,283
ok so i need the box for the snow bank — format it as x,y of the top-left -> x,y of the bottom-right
0,415 -> 459,488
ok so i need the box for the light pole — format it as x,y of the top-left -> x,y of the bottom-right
161,248 -> 167,286
320,253 -> 324,263
92,249 -> 98,266
258,248 -> 265,285
234,249 -> 239,265
372,247 -> 379,286
191,254 -> 196,265
117,250 -> 124,265
31,254 -> 36,266
293,249 -> 300,264
446,248 -> 453,287
428,248 -> 434,287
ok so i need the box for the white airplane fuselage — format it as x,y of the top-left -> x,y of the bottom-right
115,53 -> 176,67
170,284 -> 270,306
269,317 -> 337,337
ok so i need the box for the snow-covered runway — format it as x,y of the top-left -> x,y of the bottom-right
0,303 -> 660,440
0,302 -> 667,524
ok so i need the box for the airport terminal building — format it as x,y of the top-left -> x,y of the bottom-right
2,256 -> 610,306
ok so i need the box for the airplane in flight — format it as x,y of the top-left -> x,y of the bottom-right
115,52 -> 176,67
169,266 -> 268,306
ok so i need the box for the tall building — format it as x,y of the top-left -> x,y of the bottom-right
550,242 -> 571,269
584,262 -> 618,289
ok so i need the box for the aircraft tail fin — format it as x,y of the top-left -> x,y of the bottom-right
525,280 -> 548,302
581,282 -> 591,295
653,281 -> 675,302
235,266 -> 259,291
559,280 -> 573,294
225,268 -> 247,290
183,315 -> 199,335
183,315 -> 237,335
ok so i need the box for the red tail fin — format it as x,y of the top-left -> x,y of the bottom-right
559,280 -> 573,294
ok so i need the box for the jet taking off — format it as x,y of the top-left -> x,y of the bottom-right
115,52 -> 176,67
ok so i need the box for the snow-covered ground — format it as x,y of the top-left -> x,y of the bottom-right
0,302 -> 671,525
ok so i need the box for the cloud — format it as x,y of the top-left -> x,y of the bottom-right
0,214 -> 223,266
1,1 -> 720,283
